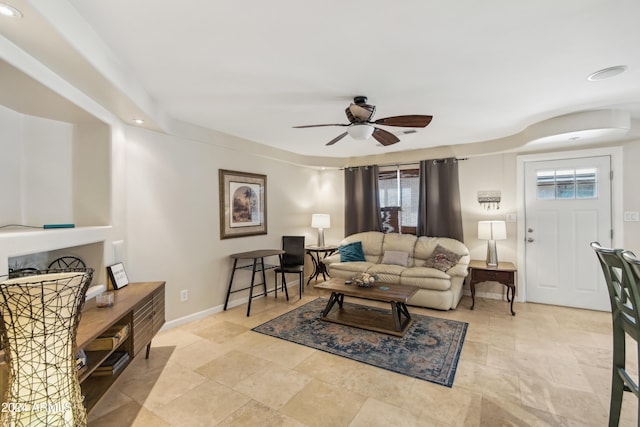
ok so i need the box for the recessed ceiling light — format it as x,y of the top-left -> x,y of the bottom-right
133,118 -> 144,125
587,65 -> 627,81
0,3 -> 23,18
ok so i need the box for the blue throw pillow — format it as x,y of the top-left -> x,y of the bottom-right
339,241 -> 366,262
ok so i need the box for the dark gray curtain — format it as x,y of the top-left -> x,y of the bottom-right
417,158 -> 464,241
344,166 -> 382,235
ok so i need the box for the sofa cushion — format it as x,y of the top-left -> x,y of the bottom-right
402,266 -> 451,280
366,263 -> 403,284
401,268 -> 452,291
340,232 -> 385,263
423,244 -> 463,272
381,250 -> 409,267
339,241 -> 366,262
328,261 -> 374,277
381,233 -> 417,265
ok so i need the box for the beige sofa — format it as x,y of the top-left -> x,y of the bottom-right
322,231 -> 470,310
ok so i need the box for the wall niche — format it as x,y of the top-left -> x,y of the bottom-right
0,59 -> 112,279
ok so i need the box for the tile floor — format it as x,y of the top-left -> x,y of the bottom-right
88,285 -> 638,426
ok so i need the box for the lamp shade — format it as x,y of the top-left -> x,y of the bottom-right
311,214 -> 331,229
347,124 -> 375,140
478,220 -> 507,241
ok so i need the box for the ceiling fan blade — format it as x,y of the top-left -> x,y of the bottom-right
326,132 -> 348,146
372,128 -> 400,146
293,123 -> 349,128
374,115 -> 433,128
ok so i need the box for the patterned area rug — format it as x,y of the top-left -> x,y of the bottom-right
252,298 -> 467,387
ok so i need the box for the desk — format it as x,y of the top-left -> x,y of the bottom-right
224,249 -> 285,316
468,260 -> 517,316
306,245 -> 338,285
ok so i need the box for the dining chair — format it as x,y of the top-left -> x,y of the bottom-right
274,236 -> 305,300
591,241 -> 640,426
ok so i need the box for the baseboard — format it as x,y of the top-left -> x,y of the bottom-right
161,278 -> 307,331
161,306 -> 223,331
462,289 -> 523,302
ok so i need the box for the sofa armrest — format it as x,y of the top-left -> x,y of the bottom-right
322,254 -> 341,265
447,263 -> 469,278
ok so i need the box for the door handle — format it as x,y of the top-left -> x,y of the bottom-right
527,237 -> 534,243
528,228 -> 534,233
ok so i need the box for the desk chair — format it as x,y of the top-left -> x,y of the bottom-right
275,236 -> 305,300
591,242 -> 640,426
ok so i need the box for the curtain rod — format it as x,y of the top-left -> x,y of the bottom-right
342,157 -> 468,170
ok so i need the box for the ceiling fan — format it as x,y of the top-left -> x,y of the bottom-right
293,96 -> 432,146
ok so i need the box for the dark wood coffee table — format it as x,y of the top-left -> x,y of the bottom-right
314,279 -> 418,337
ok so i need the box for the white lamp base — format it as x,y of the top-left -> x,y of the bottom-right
486,240 -> 498,267
317,228 -> 325,248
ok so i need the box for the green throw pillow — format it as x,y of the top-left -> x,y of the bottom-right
339,241 -> 366,262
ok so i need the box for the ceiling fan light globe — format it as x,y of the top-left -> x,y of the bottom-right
347,124 -> 375,140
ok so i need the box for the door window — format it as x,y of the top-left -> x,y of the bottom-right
535,168 -> 597,200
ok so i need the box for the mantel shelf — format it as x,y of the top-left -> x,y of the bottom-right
0,225 -> 111,238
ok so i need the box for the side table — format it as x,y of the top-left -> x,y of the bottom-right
224,249 -> 285,316
305,245 -> 338,285
468,260 -> 517,316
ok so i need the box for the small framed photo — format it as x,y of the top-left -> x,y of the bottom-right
107,263 -> 129,290
219,169 -> 267,239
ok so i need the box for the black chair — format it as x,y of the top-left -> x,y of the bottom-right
274,236 -> 305,300
591,242 -> 640,426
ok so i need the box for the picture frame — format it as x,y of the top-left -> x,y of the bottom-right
106,262 -> 129,290
219,169 -> 267,239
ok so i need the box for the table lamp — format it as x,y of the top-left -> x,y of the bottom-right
478,220 -> 507,267
311,214 -> 330,247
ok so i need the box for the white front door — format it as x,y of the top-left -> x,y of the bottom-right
524,156 -> 611,311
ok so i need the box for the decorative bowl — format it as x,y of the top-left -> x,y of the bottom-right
352,272 -> 378,287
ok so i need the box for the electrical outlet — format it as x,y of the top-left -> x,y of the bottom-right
180,289 -> 189,302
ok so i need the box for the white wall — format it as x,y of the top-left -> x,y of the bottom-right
458,154 -> 518,298
622,140 -> 640,255
0,106 -> 75,226
459,155 -> 518,261
123,126 -> 342,320
0,105 -> 22,224
22,116 -> 74,226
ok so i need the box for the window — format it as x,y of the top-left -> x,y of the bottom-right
536,168 -> 598,200
378,166 -> 419,234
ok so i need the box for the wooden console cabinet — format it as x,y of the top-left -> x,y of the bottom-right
0,281 -> 166,414
77,281 -> 165,412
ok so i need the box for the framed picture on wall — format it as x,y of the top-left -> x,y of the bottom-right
219,169 -> 267,239
107,262 -> 129,290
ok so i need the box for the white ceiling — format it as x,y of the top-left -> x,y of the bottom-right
3,0 -> 640,159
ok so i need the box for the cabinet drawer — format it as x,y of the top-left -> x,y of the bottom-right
473,269 -> 513,283
152,290 -> 166,335
133,295 -> 154,357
